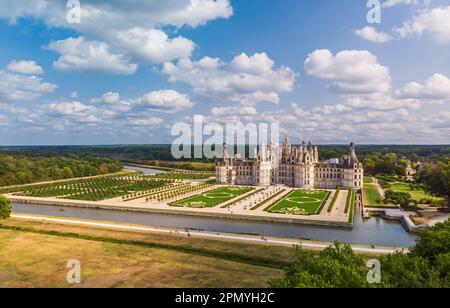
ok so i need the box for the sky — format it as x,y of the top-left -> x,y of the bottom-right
0,0 -> 449,146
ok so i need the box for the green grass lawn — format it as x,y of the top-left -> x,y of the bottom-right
170,187 -> 253,208
268,190 -> 329,215
363,177 -> 373,185
388,183 -> 445,203
363,179 -> 385,207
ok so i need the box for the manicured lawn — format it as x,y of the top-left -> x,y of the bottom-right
363,177 -> 373,185
389,183 -> 445,203
346,190 -> 355,223
268,190 -> 329,215
363,182 -> 385,207
171,187 -> 253,208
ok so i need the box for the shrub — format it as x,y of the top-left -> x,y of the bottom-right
0,195 -> 12,219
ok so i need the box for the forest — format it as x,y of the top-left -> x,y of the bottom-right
1,144 -> 449,164
0,155 -> 123,187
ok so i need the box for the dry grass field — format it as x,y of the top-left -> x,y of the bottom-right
0,218 -> 292,288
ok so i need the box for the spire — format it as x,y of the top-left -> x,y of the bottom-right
284,134 -> 289,146
349,142 -> 360,164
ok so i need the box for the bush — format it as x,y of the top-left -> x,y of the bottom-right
272,221 -> 450,288
385,190 -> 412,207
0,195 -> 12,219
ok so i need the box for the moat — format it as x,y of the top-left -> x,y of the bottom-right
12,200 -> 416,247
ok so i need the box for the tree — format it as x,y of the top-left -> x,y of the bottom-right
0,195 -> 12,219
411,221 -> 450,262
272,221 -> 450,288
269,242 -> 373,288
419,162 -> 450,208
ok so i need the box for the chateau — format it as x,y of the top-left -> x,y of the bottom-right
216,136 -> 364,190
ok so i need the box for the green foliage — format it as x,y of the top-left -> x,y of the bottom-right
380,253 -> 442,288
272,220 -> 450,288
0,155 -> 123,187
362,154 -> 406,177
411,222 -> 450,262
7,175 -> 168,201
327,189 -> 340,213
344,190 -> 354,213
384,190 -> 413,207
151,173 -> 213,180
0,195 -> 12,219
418,162 -> 450,208
270,242 -> 373,288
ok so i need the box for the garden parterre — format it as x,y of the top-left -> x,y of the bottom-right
268,190 -> 330,215
170,187 -> 254,208
12,175 -> 170,201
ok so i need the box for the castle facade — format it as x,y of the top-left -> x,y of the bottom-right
216,136 -> 364,190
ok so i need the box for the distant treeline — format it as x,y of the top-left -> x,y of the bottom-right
0,155 -> 123,187
1,144 -> 449,163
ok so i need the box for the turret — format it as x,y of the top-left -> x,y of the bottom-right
349,143 -> 360,165
223,143 -> 228,160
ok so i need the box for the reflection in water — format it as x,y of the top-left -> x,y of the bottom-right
124,165 -> 167,175
13,202 -> 417,247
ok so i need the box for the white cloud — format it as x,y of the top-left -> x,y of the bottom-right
0,0 -> 233,30
91,92 -> 121,104
383,0 -> 430,8
47,37 -> 137,75
162,52 -> 295,104
355,27 -> 392,43
128,118 -> 164,127
0,70 -> 57,101
7,60 -> 44,75
211,106 -> 258,116
0,0 -> 233,72
47,101 -> 102,123
395,5 -> 450,44
117,28 -> 195,64
137,90 -> 194,113
396,73 -> 450,101
304,49 -> 391,95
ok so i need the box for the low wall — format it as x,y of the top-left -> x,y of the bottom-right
366,208 -> 424,233
12,197 -> 353,229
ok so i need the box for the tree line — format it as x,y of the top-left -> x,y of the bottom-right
2,144 -> 448,164
417,160 -> 450,209
0,155 -> 123,187
271,220 -> 450,288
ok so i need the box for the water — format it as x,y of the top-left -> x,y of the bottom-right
11,165 -> 417,247
124,165 -> 167,175
12,202 -> 417,247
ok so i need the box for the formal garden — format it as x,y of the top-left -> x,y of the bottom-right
267,190 -> 330,215
10,175 -> 171,201
364,176 -> 447,208
170,186 -> 253,208
149,172 -> 214,180
147,183 -> 216,203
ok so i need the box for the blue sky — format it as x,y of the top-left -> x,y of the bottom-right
0,0 -> 449,145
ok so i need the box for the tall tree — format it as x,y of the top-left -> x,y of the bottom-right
419,162 -> 450,209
